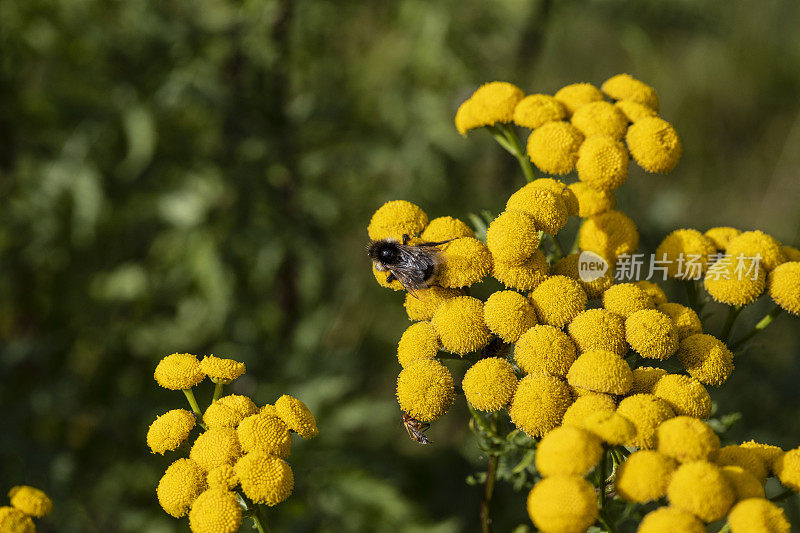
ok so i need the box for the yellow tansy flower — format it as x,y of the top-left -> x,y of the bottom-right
275,394 -> 318,439
567,308 -> 627,356
722,466 -> 765,501
676,333 -> 734,386
626,117 -> 682,173
705,226 -> 741,251
551,253 -> 613,299
667,461 -> 735,522
716,445 -> 768,483
728,498 -> 790,533
529,177 -> 580,217
462,357 -> 518,412
726,230 -> 786,271
396,359 -> 455,422
483,290 -> 537,343
367,200 -> 428,241
655,229 -> 717,279
512,94 -> 567,129
454,98 -> 481,135
657,302 -> 702,340
526,121 -> 584,175
602,282 -> 655,318
527,476 -> 598,533
431,296 -> 491,354
204,402 -> 246,430
506,185 -> 569,235
567,349 -> 633,395
768,261 -> 800,315
704,255 -> 766,306
493,250 -> 549,291
656,416 -> 720,463
561,393 -> 616,427
207,464 -> 239,490
0,507 -> 35,533
578,210 -> 639,264
508,373 -> 572,437
554,82 -> 604,115
630,366 -> 667,394
157,458 -> 207,517
147,408 -> 196,454
782,245 -> 800,262
652,374 -> 711,418
616,394 -> 675,449
486,211 -> 540,265
397,321 -> 439,368
625,309 -> 679,360
601,74 -> 660,110
529,275 -> 588,328
154,353 -> 204,390
515,324 -> 577,377
189,428 -> 242,472
199,355 -> 245,384
616,450 -> 677,503
188,489 -> 242,533
773,448 -> 800,491
581,410 -> 635,445
614,99 -> 657,122
466,81 -> 524,129
237,413 -> 292,458
216,394 -> 258,419
575,135 -> 629,191
403,286 -> 464,321
740,441 -> 784,475
420,216 -> 474,242
436,237 -> 492,288
571,102 -> 629,140
638,507 -> 705,533
234,452 -> 294,506
535,426 -> 602,477
8,486 -> 52,518
634,280 -> 667,305
568,182 -> 616,218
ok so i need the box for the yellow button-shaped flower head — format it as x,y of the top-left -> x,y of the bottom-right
506,185 -> 569,235
601,74 -> 660,110
431,296 -> 491,354
783,245 -> 800,262
575,135 -> 629,191
655,229 -> 717,279
0,507 -> 35,533
652,374 -> 711,418
567,349 -> 633,395
567,308 -> 627,356
568,182 -> 616,218
486,211 -> 540,265
554,82 -> 604,115
676,333 -> 734,386
147,408 -> 196,454
157,458 -> 207,517
397,321 -> 439,368
526,121 -> 584,175
717,445 -> 768,483
275,394 -> 318,439
616,394 -> 675,449
199,355 -> 245,384
657,302 -> 702,340
726,230 -> 786,271
705,226 -> 741,251
493,250 -> 549,291
728,498 -> 790,533
396,359 -> 454,422
526,476 -> 598,533
579,210 -> 639,264
704,255 -> 766,306
8,486 -> 52,518
436,238 -> 492,288
466,81 -> 525,127
602,282 -> 655,318
204,402 -> 246,430
561,393 -> 616,427
154,353 -> 204,390
615,99 -> 657,122
404,286 -> 464,321
367,200 -> 428,241
217,394 -> 258,418
420,216 -> 474,242
656,416 -> 720,463
625,309 -> 679,360
630,366 -> 667,394
462,357 -> 518,412
774,448 -> 800,490
235,452 -> 294,506
626,117 -> 682,173
515,324 -> 577,377
571,102 -> 629,140
634,280 -> 668,305
529,177 -> 580,217
535,426 -> 602,477
668,460 -> 736,522
722,466 -> 766,501
237,413 -> 292,457
188,489 -> 242,533
483,290 -> 537,343
616,450 -> 677,502
638,507 -> 705,533
551,253 -> 613,300
740,441 -> 784,476
582,411 -> 635,445
530,275 -> 587,328
207,464 -> 239,490
513,94 -> 567,129
455,98 -> 480,135
768,261 -> 800,315
508,373 -> 572,437
190,428 -> 242,472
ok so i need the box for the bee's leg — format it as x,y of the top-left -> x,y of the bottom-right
418,238 -> 454,247
402,233 -> 410,245
386,272 -> 397,283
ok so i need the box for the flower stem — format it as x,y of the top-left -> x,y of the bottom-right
549,234 -> 565,260
717,523 -> 730,533
731,306 -> 784,350
598,509 -> 620,533
499,124 -> 536,183
720,305 -> 743,342
480,454 -> 499,533
212,381 -> 224,402
182,388 -> 206,429
486,126 -> 516,155
251,504 -> 270,533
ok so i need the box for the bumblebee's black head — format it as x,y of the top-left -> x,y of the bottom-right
368,240 -> 401,265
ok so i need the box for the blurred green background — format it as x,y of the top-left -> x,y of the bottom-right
2,0 -> 800,531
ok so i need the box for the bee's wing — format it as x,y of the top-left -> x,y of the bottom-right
388,244 -> 440,294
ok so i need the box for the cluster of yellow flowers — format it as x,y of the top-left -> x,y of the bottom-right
149,353 -> 318,533
0,486 -> 52,533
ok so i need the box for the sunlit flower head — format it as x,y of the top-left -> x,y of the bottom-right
716,445 -> 768,483
190,428 -> 243,472
614,100 -> 657,122
430,296 -> 491,354
0,506 -> 35,533
404,286 -> 464,321
773,448 -> 800,491
566,349 -> 633,395
726,230 -> 786,271
550,253 -> 613,300
567,182 -> 616,218
625,309 -> 679,360
483,290 -> 537,343
147,408 -> 196,454
462,357 -> 518,412
526,476 -> 598,533
454,99 -> 480,135
203,402 -> 248,430
513,94 -> 567,129
602,282 -> 655,318
652,374 -> 712,419
703,256 -> 766,306
526,121 -> 584,175
234,452 -> 294,506
188,489 -> 242,533
154,353 -> 204,390
657,302 -> 703,340
237,413 -> 292,458
768,261 -> 800,315
396,359 -> 454,422
630,366 -> 667,394
616,450 -> 677,503
157,458 -> 207,517
529,178 -> 580,217
7,486 -> 52,518
216,395 -> 258,419
740,441 -> 784,476
638,507 -> 705,533
721,466 -> 765,501
506,185 -> 569,235
508,373 -> 572,437
207,464 -> 239,491
571,102 -> 628,140
529,275 -> 588,328
655,229 -> 717,279
728,498 -> 790,533
656,416 -> 720,463
275,394 -> 318,439
200,355 -> 246,384
455,82 -> 524,134
616,394 -> 675,449
535,426 -> 602,477
581,410 -> 635,445
436,237 -> 492,288
575,135 -> 629,192
667,460 -> 736,522
676,334 -> 734,386
567,308 -> 627,356
601,74 -> 660,110
561,393 -> 616,427
367,200 -> 428,241
486,211 -> 540,265
578,210 -> 639,264
492,250 -> 549,291
626,117 -> 682,173
704,227 -> 741,251
420,216 -> 474,242
634,280 -> 667,305
397,321 -> 439,368
554,82 -> 604,115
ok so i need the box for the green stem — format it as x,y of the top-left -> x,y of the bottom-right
480,455 -> 499,533
717,523 -> 730,533
598,509 -> 620,533
720,305 -> 743,343
251,504 -> 270,533
731,306 -> 783,350
486,126 -> 516,155
182,388 -> 206,429
599,448 -> 608,510
549,234 -> 565,260
569,230 -> 581,255
497,124 -> 536,183
212,381 -> 225,402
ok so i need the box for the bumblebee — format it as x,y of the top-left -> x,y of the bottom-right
368,234 -> 450,293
